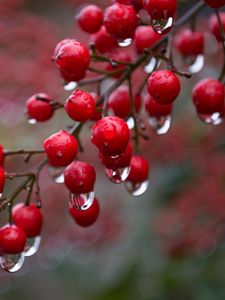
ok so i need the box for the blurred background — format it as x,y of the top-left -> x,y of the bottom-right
0,0 -> 225,299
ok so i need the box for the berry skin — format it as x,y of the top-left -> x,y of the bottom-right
65,90 -> 95,122
204,0 -> 225,8
108,85 -> 142,119
90,26 -> 117,54
113,0 -> 143,11
91,116 -> 130,156
134,26 -> 161,54
209,13 -> 225,42
144,0 -> 177,19
127,155 -> 149,183
54,39 -> 90,82
0,224 -> 26,254
106,50 -> 132,78
175,29 -> 204,56
145,95 -> 173,117
192,78 -> 225,115
90,93 -> 102,121
69,197 -> 100,227
64,161 -> 96,194
99,142 -> 132,169
12,204 -> 43,238
44,130 -> 78,167
76,5 -> 103,34
147,70 -> 181,105
0,145 -> 4,166
0,167 -> 5,194
104,3 -> 139,40
25,93 -> 54,122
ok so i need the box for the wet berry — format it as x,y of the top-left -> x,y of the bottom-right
175,29 -> 204,56
127,155 -> 149,183
134,26 -> 161,54
76,5 -> 103,34
90,26 -> 118,54
0,225 -> 26,254
145,95 -> 173,117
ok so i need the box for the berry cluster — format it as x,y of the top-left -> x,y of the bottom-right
0,0 -> 224,273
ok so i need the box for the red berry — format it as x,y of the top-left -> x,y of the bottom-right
90,26 -> 118,54
134,26 -> 161,54
192,78 -> 225,115
108,85 -> 142,118
12,204 -> 43,238
175,29 -> 204,56
0,167 -> 5,194
209,13 -> 225,42
64,161 -> 96,194
25,93 -> 54,122
144,0 -> 177,19
69,197 -> 100,227
0,145 -> 4,167
106,50 -> 132,78
145,95 -> 173,117
104,3 -> 139,40
204,0 -> 225,8
90,93 -> 102,121
91,116 -> 130,156
147,70 -> 181,105
99,142 -> 133,169
113,0 -> 143,11
76,5 -> 103,34
44,130 -> 78,167
127,155 -> 149,183
65,90 -> 95,122
0,224 -> 26,254
54,39 -> 90,82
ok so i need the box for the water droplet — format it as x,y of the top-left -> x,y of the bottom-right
148,115 -> 172,135
48,167 -> 65,183
28,118 -> 37,125
0,253 -> 25,273
187,55 -> 205,74
125,180 -> 149,196
64,81 -> 77,91
198,112 -> 223,125
69,191 -> 95,211
144,57 -> 160,74
127,116 -> 134,129
105,167 -> 130,184
151,17 -> 173,34
118,38 -> 132,47
0,193 -> 2,198
24,236 -> 41,257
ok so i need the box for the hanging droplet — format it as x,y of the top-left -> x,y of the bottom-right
118,38 -> 132,47
48,166 -> 64,183
64,81 -> 77,91
151,17 -> 173,35
198,112 -> 223,125
0,253 -> 25,273
24,236 -> 41,257
148,115 -> 172,135
0,193 -> 2,198
187,55 -> 205,74
69,191 -> 95,211
144,57 -> 160,74
105,167 -> 130,184
28,118 -> 37,125
125,180 -> 149,196
127,116 -> 134,129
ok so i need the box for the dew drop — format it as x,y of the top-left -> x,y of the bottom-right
148,115 -> 172,135
48,167 -> 65,183
187,55 -> 205,74
151,17 -> 174,35
144,57 -> 160,74
24,236 -> 41,257
64,81 -> 77,91
105,167 -> 130,184
0,253 -> 25,273
28,118 -> 37,125
0,193 -> 2,198
69,191 -> 95,211
127,116 -> 135,129
125,180 -> 149,196
118,38 -> 132,47
198,112 -> 223,125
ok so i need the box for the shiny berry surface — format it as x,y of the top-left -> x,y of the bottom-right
175,29 -> 204,56
69,197 -> 100,227
209,13 -> 225,42
104,3 -> 139,40
108,85 -> 142,119
192,78 -> 225,115
113,0 -> 143,11
44,130 -> 78,167
0,167 -> 5,193
134,26 -> 161,54
65,90 -> 95,122
91,116 -> 130,156
54,39 -> 90,82
127,155 -> 149,183
204,0 -> 225,8
26,93 -> 54,122
144,0 -> 177,19
64,161 -> 96,194
12,204 -> 43,238
0,224 -> 26,254
90,26 -> 118,54
77,5 -> 103,34
147,70 -> 181,105
145,95 -> 173,117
